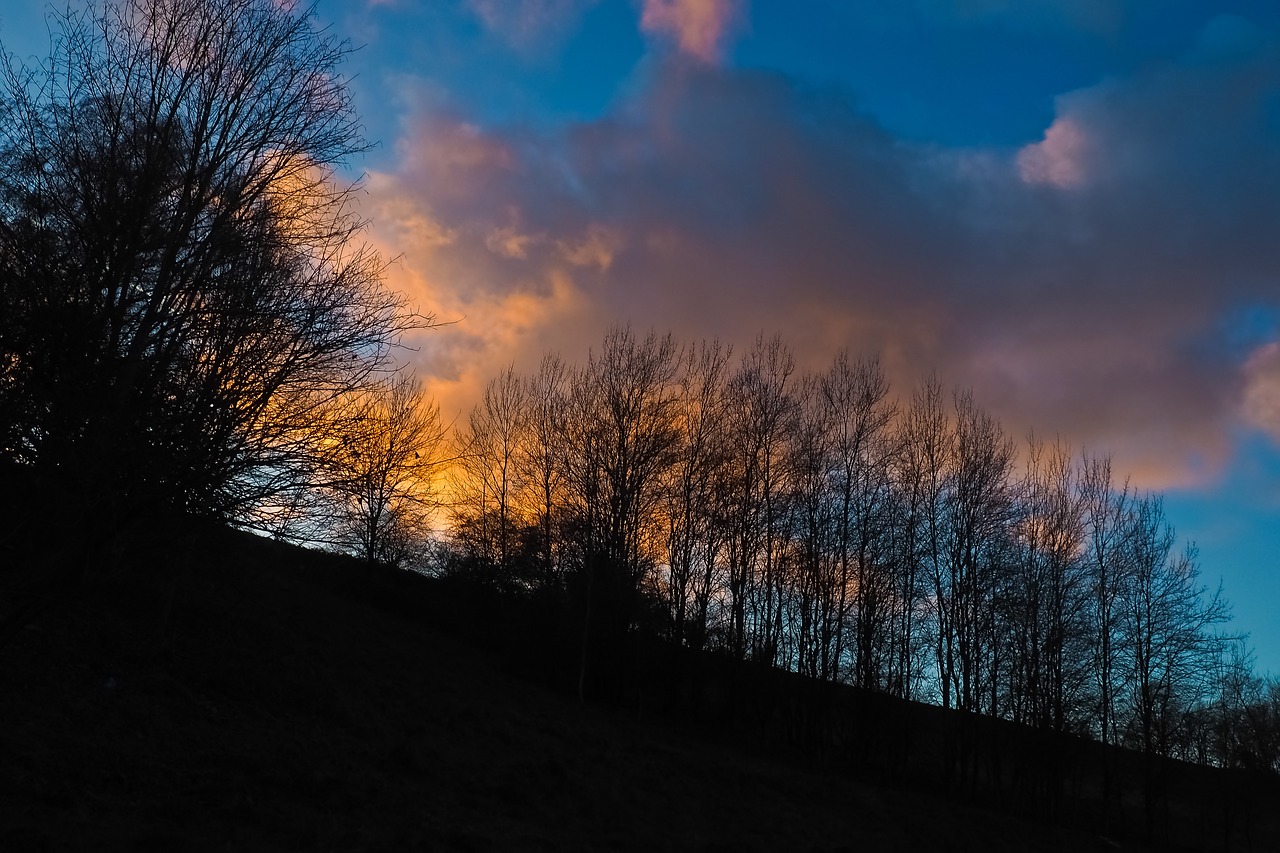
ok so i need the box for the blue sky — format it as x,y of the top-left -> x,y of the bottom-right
4,0 -> 1278,675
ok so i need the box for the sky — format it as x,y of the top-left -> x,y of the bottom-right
3,0 -> 1279,677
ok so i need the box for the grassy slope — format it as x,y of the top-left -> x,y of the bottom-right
0,525 -> 1244,851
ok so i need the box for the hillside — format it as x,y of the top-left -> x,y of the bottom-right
0,524 -> 1271,851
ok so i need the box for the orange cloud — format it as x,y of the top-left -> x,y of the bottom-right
361,194 -> 597,425
558,224 -> 622,271
640,0 -> 741,63
485,224 -> 538,260
360,112 -> 611,425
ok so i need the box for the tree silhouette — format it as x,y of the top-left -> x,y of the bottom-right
432,324 -> 1258,791
661,338 -> 733,651
451,365 -> 531,585
519,353 -> 570,592
322,372 -> 444,569
725,334 -> 797,665
0,0 -> 422,578
563,326 -> 681,697
1004,437 -> 1090,733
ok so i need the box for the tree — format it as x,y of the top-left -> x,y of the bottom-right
561,326 -> 679,581
323,372 -> 444,568
0,0 -> 420,577
1080,450 -> 1131,753
821,351 -> 895,689
518,353 -> 569,592
560,325 -> 680,698
1114,494 -> 1233,836
1204,641 -> 1274,771
724,334 -> 796,664
661,338 -> 732,650
1005,437 -> 1089,733
1118,495 -> 1231,760
1080,451 -> 1133,820
938,390 -> 1016,714
892,374 -> 950,702
451,365 -> 529,582
787,370 -> 837,678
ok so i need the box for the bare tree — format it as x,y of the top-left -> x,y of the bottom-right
323,373 -> 445,568
0,0 -> 423,574
1109,493 -> 1234,836
1212,664 -> 1280,774
1081,453 -> 1131,748
940,390 -> 1017,715
1118,496 -> 1233,756
1005,437 -> 1089,732
563,326 -> 680,579
451,365 -> 528,582
518,353 -> 569,592
560,325 -> 680,698
897,374 -> 951,704
787,370 -> 836,678
436,327 -> 1260,791
661,338 -> 732,650
725,334 -> 796,665
822,351 -> 895,689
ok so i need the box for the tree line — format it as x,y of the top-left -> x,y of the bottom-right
441,325 -> 1280,778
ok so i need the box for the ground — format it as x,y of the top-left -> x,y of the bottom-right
0,526 -> 1243,851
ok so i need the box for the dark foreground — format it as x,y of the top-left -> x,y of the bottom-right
1,525 -> 1273,851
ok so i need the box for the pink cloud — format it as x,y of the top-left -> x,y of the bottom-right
640,0 -> 742,63
1016,116 -> 1091,188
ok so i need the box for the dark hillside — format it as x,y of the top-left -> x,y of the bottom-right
1,524 -> 1272,851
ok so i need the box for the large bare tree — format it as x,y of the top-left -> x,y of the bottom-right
0,0 -> 422,577
560,325 -> 680,697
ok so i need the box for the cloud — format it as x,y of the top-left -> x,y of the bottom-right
640,0 -> 742,63
1243,343 -> 1280,441
464,0 -> 597,53
559,224 -> 623,271
484,217 -> 539,260
1016,116 -> 1090,188
366,18 -> 1280,488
